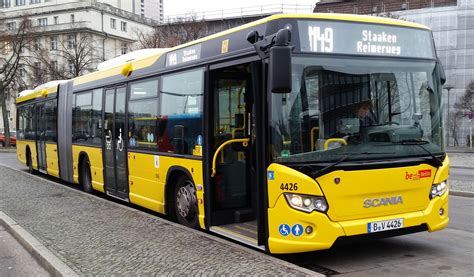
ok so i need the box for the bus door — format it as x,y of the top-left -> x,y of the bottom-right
207,63 -> 262,248
103,86 -> 129,200
35,102 -> 47,173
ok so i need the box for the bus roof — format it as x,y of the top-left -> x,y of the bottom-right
17,13 -> 430,104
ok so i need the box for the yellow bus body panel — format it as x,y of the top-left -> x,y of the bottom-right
72,145 -> 104,192
128,152 -> 205,228
16,140 -> 37,169
45,143 -> 59,178
267,158 -> 449,254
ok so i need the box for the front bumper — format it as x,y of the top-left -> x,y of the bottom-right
268,191 -> 448,254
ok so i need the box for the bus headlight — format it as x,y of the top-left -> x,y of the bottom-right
284,193 -> 328,213
430,180 -> 447,199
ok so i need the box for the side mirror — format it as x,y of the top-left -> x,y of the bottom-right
269,29 -> 292,94
437,61 -> 446,85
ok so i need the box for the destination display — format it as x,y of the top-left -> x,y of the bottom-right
298,20 -> 435,59
166,44 -> 202,67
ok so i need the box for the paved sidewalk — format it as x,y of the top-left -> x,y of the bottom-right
0,166 -> 313,276
447,152 -> 474,169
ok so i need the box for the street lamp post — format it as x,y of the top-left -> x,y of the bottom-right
444,84 -> 454,147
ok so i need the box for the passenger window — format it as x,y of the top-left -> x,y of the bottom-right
45,100 -> 57,142
72,89 -> 102,145
128,79 -> 159,150
160,68 -> 204,155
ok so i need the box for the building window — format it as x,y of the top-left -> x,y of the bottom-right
33,39 -> 40,50
2,0 -> 11,8
15,0 -> 25,6
19,64 -> 26,77
67,34 -> 76,49
33,62 -> 41,76
70,14 -> 75,23
6,22 -> 16,30
121,43 -> 128,55
30,0 -> 40,4
50,36 -> 58,50
120,21 -> 127,32
51,61 -> 58,71
54,16 -> 58,24
37,18 -> 48,27
110,18 -> 116,29
68,63 -> 74,74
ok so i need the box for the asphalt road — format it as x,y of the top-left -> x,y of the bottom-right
0,226 -> 49,277
0,151 -> 473,276
278,195 -> 474,276
450,167 -> 473,182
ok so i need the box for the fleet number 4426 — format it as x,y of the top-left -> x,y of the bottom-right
280,183 -> 298,191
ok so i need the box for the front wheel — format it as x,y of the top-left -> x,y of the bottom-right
81,158 -> 93,193
174,176 -> 199,229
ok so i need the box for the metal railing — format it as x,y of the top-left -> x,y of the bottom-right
163,4 -> 314,24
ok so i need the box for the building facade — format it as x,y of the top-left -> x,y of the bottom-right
315,0 -> 474,146
0,0 -> 156,131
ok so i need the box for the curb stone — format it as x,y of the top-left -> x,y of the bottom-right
450,190 -> 474,198
0,211 -> 77,277
0,164 -> 321,276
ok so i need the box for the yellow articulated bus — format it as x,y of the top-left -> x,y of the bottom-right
16,14 -> 449,254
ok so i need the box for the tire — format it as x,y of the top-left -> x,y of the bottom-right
27,151 -> 35,175
81,157 -> 93,193
173,176 -> 199,229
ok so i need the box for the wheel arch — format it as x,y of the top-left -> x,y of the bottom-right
77,151 -> 90,184
25,145 -> 32,166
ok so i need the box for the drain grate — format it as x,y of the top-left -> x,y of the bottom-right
299,263 -> 340,276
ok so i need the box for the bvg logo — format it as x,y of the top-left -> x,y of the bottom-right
405,169 -> 432,181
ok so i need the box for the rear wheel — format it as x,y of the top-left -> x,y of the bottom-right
174,176 -> 199,229
27,151 -> 35,175
81,157 -> 93,193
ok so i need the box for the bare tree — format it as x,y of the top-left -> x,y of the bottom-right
135,16 -> 209,49
0,17 -> 34,147
454,80 -> 474,145
29,31 -> 102,80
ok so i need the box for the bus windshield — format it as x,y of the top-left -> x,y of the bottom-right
271,56 -> 444,164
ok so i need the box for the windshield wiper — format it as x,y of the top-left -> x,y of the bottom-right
397,140 -> 443,167
311,154 -> 350,178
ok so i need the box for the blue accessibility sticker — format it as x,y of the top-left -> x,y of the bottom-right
268,171 -> 275,180
279,224 -> 290,236
292,224 -> 304,237
197,135 -> 203,146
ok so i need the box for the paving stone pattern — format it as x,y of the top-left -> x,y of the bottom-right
0,166 -> 306,275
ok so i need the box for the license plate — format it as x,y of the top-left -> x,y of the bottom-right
368,218 -> 404,233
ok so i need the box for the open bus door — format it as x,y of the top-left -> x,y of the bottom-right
206,61 -> 266,250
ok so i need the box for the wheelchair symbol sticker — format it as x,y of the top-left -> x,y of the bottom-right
279,224 -> 290,236
268,171 -> 275,180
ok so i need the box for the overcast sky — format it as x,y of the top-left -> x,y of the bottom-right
163,0 -> 318,17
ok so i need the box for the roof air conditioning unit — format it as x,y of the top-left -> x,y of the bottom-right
401,3 -> 408,10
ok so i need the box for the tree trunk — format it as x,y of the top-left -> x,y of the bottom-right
0,81 -> 11,148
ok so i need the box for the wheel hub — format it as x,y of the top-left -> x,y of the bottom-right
176,183 -> 196,219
